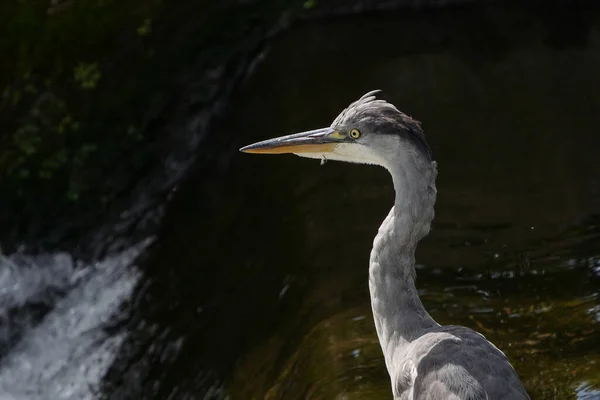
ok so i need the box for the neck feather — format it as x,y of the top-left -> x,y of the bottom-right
368,156 -> 439,370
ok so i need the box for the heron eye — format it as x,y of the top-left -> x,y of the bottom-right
349,129 -> 361,139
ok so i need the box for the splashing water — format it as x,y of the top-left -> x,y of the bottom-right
0,239 -> 153,399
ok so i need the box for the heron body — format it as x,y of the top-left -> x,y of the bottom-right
241,91 -> 529,399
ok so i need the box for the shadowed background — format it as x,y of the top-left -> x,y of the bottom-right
1,1 -> 599,399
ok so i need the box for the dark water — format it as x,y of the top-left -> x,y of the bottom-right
95,5 -> 600,399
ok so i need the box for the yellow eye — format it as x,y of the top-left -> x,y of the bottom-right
349,129 -> 361,139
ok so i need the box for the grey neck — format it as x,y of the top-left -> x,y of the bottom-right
368,155 -> 439,369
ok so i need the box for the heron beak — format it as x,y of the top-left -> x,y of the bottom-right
239,127 -> 344,154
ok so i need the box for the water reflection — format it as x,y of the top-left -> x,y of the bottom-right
227,219 -> 600,399
103,4 -> 600,399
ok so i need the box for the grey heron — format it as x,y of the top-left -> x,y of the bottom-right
240,90 -> 530,399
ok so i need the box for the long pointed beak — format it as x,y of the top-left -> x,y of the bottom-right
240,127 -> 344,154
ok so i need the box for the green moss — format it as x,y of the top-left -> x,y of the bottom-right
0,0 -> 310,246
303,0 -> 317,9
73,62 -> 102,89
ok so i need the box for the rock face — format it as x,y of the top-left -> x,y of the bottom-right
0,1 -> 289,256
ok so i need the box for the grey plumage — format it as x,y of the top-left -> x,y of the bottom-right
240,90 -> 530,399
332,90 -> 432,161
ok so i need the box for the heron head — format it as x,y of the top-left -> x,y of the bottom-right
240,90 -> 432,170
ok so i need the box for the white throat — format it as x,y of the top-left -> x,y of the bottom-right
294,143 -> 387,166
